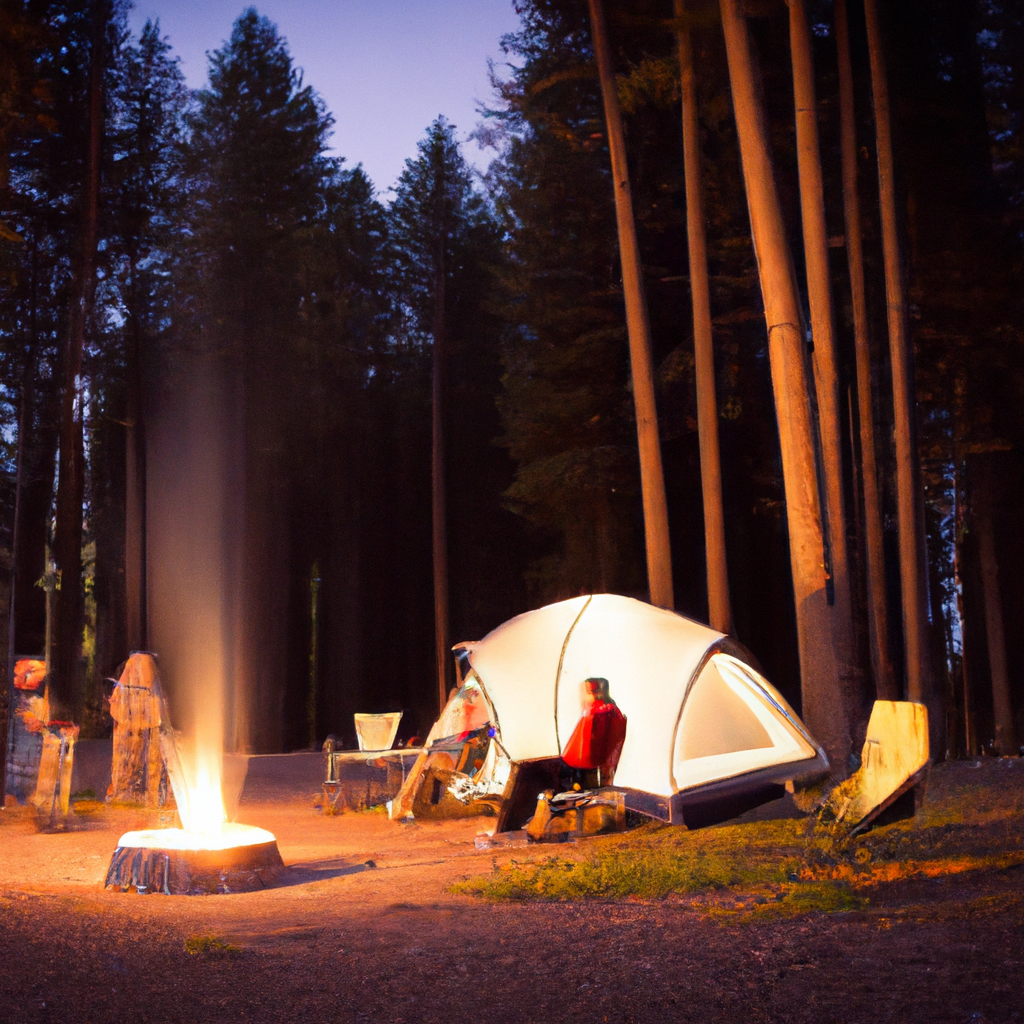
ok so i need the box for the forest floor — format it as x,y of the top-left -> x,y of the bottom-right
0,758 -> 1022,1024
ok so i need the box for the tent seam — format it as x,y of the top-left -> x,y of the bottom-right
552,594 -> 593,755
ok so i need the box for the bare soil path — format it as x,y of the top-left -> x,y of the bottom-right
1,761 -> 1022,1024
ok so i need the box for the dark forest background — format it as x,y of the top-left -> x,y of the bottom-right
1,0 -> 1021,755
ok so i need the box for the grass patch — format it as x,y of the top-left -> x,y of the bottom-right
453,794 -> 1024,909
452,842 -> 866,916
755,882 -> 865,917
454,762 -> 1024,908
454,819 -> 810,902
71,799 -> 105,815
453,848 -> 770,901
183,935 -> 241,957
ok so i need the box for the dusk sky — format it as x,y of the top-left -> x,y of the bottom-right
127,0 -> 522,196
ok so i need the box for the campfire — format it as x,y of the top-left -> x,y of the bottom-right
105,821 -> 283,896
105,759 -> 285,894
104,654 -> 284,895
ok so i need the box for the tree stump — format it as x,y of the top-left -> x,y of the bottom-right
107,653 -> 170,807
105,824 -> 284,894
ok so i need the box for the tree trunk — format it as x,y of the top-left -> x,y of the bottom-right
953,458 -> 975,754
974,457 -> 1015,755
835,0 -> 896,702
124,264 -> 148,652
2,329 -> 42,798
587,0 -> 674,611
863,0 -> 936,724
306,563 -> 321,749
789,0 -> 860,747
224,353 -> 247,753
51,0 -> 105,721
12,388 -> 59,657
11,235 -> 54,661
432,207 -> 451,714
718,0 -> 847,767
674,0 -> 731,635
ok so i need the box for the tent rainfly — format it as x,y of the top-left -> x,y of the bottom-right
436,594 -> 828,825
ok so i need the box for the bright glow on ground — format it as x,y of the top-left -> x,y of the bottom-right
115,822 -> 277,852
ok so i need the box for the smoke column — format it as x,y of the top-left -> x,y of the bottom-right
147,354 -> 240,826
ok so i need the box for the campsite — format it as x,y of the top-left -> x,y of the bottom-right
0,756 -> 1022,1023
3,0 -> 1024,1019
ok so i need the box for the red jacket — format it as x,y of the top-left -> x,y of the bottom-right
561,699 -> 627,770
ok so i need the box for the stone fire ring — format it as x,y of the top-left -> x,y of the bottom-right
105,823 -> 285,895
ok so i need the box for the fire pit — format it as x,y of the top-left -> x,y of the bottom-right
103,655 -> 285,895
105,822 -> 284,895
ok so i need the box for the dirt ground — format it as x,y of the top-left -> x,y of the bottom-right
1,760 -> 1022,1024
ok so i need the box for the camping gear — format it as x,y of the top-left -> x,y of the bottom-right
818,700 -> 930,836
393,594 -> 827,827
526,788 -> 627,841
354,712 -> 403,752
321,735 -> 419,815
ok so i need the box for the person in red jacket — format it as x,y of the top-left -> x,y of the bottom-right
561,677 -> 627,788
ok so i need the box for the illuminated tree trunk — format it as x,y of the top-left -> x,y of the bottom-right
587,0 -> 674,611
719,0 -> 847,765
674,0 -> 731,634
864,0 -> 936,718
789,0 -> 859,750
52,0 -> 105,720
835,0 -> 896,702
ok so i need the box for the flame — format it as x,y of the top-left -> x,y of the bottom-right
116,822 -> 274,852
167,740 -> 227,836
184,752 -> 227,834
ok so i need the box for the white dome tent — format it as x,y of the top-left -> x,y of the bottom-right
395,594 -> 828,826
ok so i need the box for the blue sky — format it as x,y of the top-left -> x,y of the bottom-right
127,0 -> 521,196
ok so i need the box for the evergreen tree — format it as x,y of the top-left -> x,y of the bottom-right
185,7 -> 334,751
100,17 -> 190,673
487,2 -> 649,601
387,117 -> 522,718
390,117 -> 477,709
